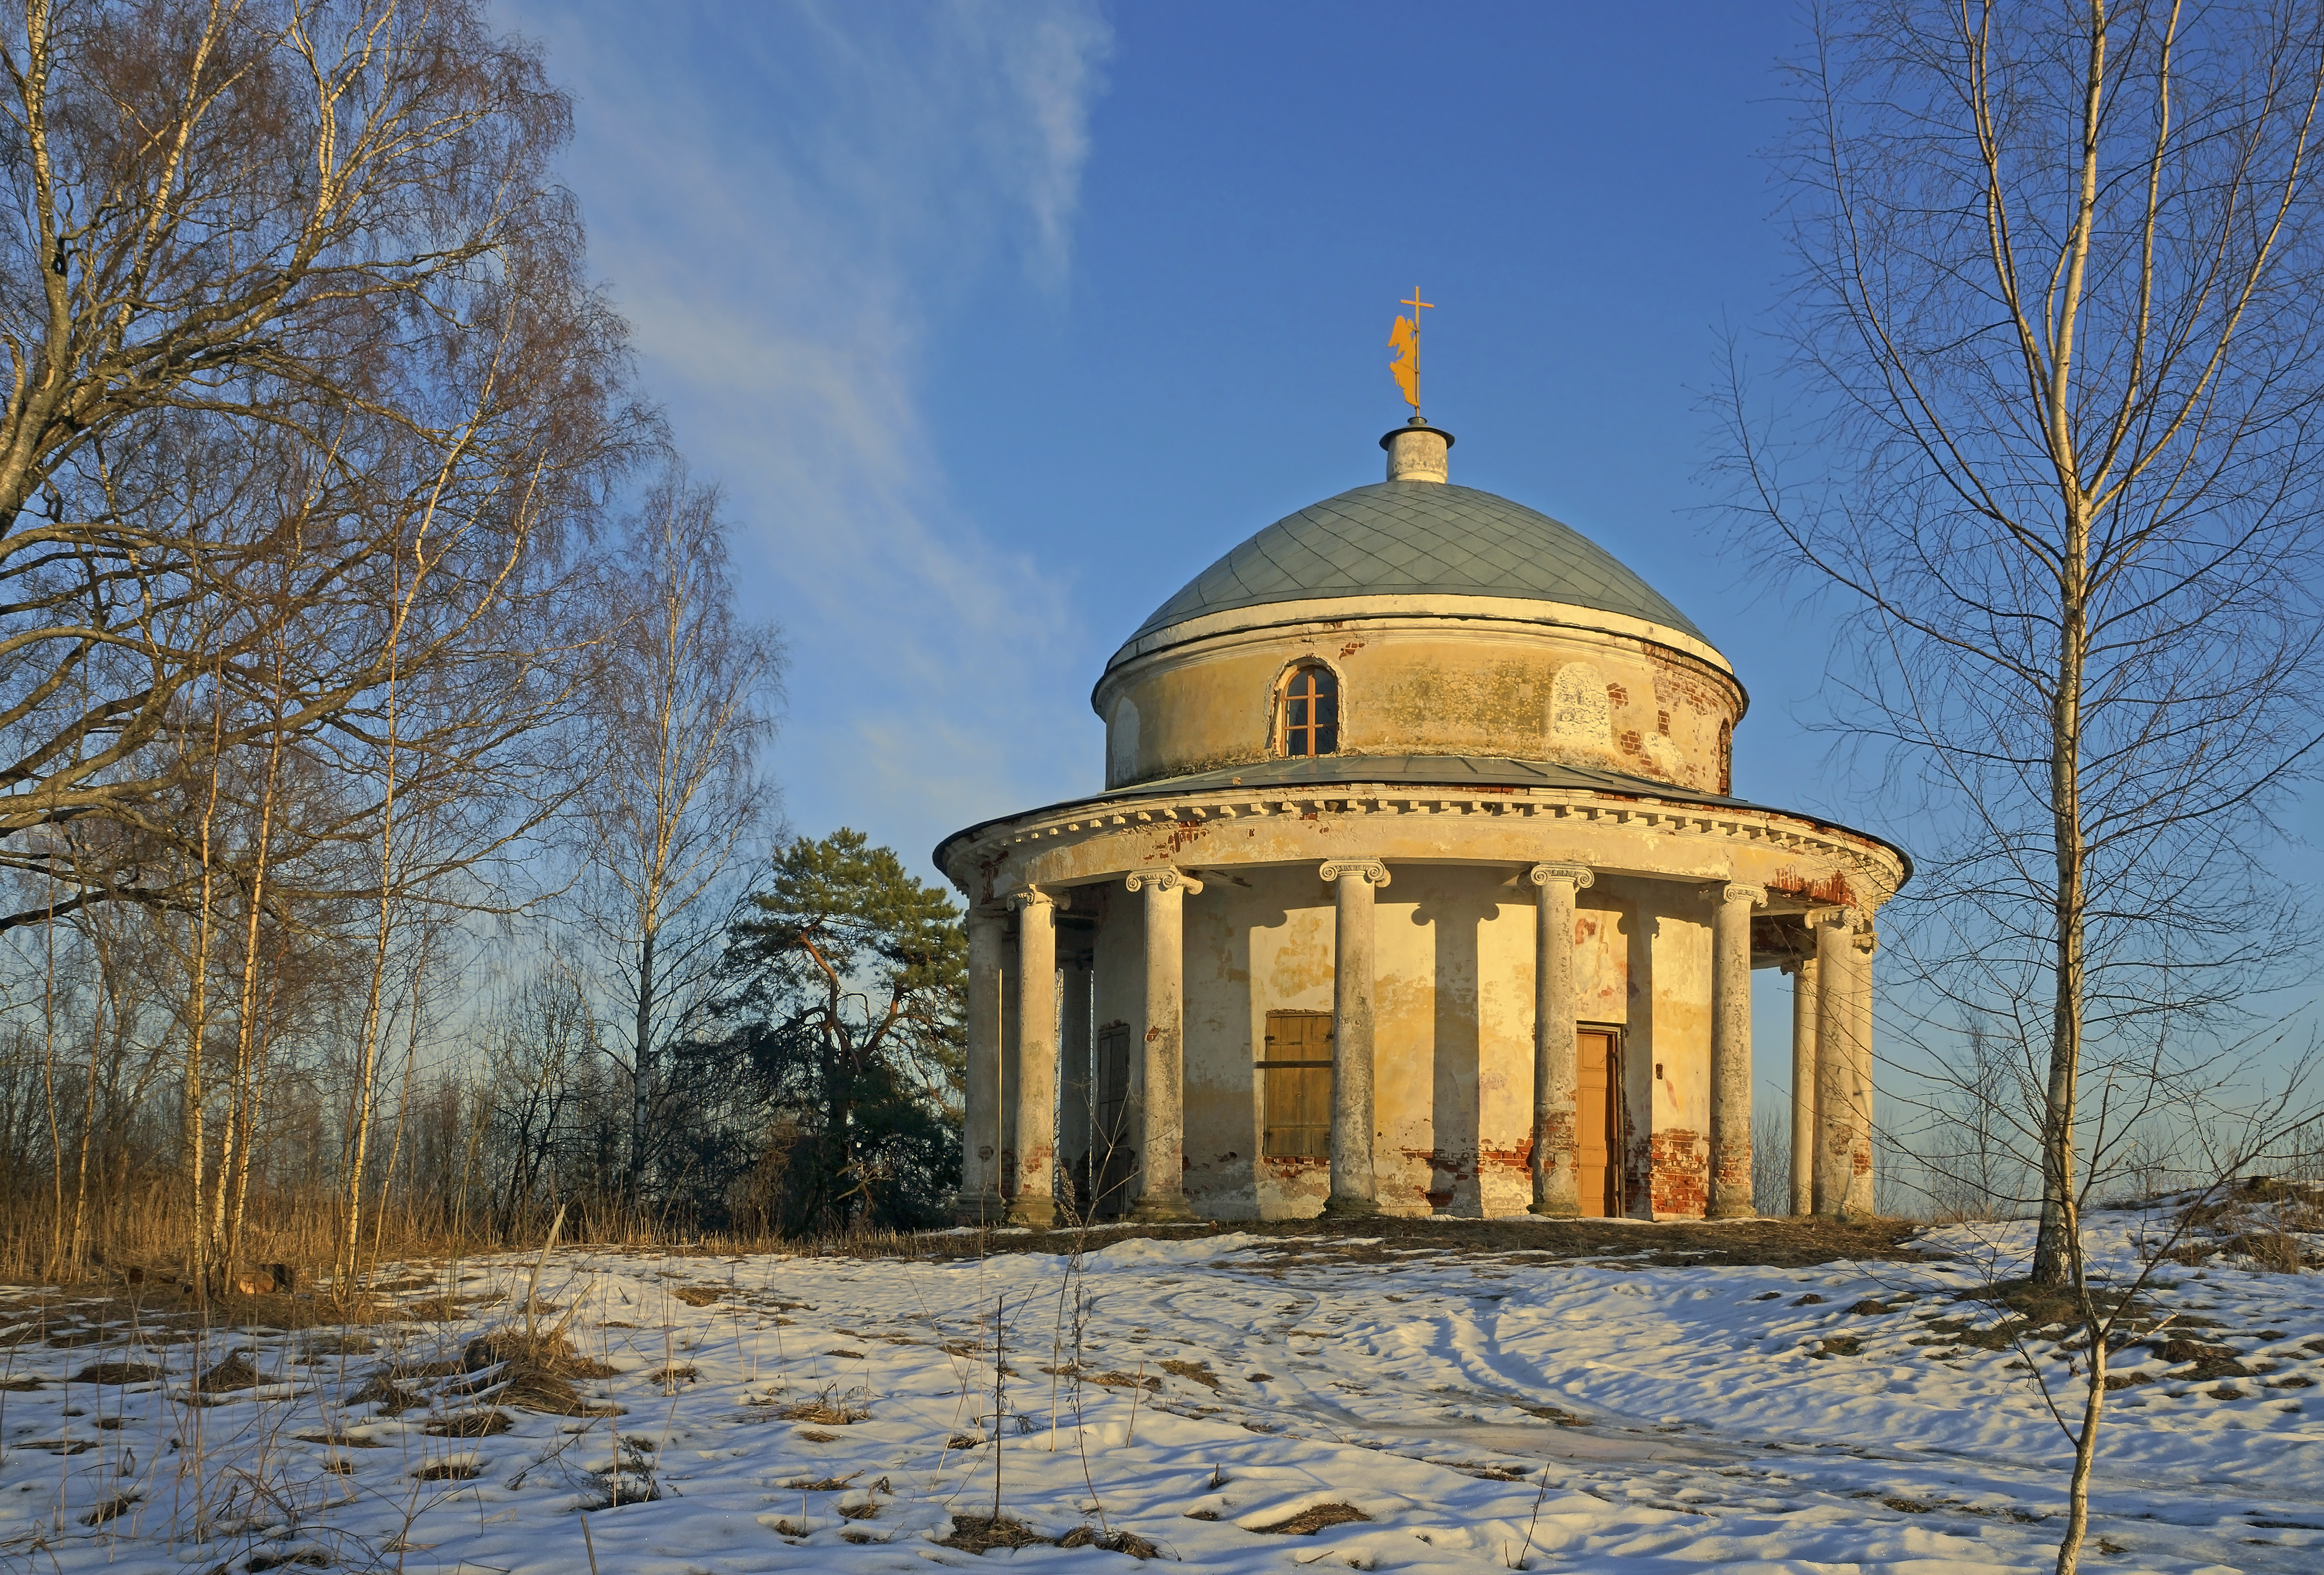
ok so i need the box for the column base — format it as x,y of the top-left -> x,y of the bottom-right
1131,1193 -> 1198,1224
1321,1195 -> 1380,1218
1707,1203 -> 1757,1221
1526,1201 -> 1581,1219
952,1192 -> 1005,1226
1004,1196 -> 1064,1230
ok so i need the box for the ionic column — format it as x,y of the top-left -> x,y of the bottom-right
1813,908 -> 1859,1218
1848,925 -> 1879,1217
1005,888 -> 1062,1228
1787,951 -> 1819,1217
1060,951 -> 1094,1218
1709,882 -> 1764,1219
1526,863 -> 1594,1217
956,908 -> 1007,1224
1126,868 -> 1199,1221
1320,859 -> 1391,1216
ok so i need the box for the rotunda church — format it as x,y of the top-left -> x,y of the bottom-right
937,421 -> 1907,1226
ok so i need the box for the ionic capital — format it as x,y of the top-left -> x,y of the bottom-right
1717,882 -> 1767,907
1527,862 -> 1594,891
1125,868 -> 1202,895
1816,905 -> 1858,931
1007,886 -> 1061,913
1854,925 -> 1880,956
1319,858 -> 1391,888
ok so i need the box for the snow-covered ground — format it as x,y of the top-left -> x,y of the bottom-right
3,1207 -> 2323,1574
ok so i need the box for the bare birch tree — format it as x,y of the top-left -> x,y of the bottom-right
575,468 -> 780,1203
0,0 -> 641,924
0,0 -> 650,1283
1719,0 -> 2324,1302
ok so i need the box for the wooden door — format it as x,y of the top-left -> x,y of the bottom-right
1092,1024 -> 1134,1217
1576,1027 -> 1621,1217
1259,1011 -> 1333,1159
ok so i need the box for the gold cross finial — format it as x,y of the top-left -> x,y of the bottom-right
1389,286 -> 1436,414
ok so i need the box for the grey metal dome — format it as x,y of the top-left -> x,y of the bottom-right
1123,481 -> 1707,646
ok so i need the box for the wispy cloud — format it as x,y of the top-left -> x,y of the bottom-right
509,0 -> 1115,867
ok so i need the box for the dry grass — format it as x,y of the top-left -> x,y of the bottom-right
1159,1358 -> 1219,1389
460,1328 -> 620,1416
774,1388 -> 869,1425
78,1493 -> 136,1526
2222,1231 -> 2308,1272
939,1514 -> 1050,1552
193,1351 -> 264,1393
1255,1502 -> 1372,1535
410,1459 -> 482,1481
1086,1369 -> 1160,1391
423,1408 -> 514,1437
1060,1525 -> 1160,1558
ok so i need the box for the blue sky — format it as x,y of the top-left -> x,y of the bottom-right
511,0 -> 1829,852
508,1 -> 2317,1110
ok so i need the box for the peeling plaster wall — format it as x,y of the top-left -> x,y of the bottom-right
1066,861 -> 1745,1224
1629,880 -> 1713,1219
1473,882 -> 1535,1217
1574,894 -> 1631,1027
1178,868 -> 1336,1219
1098,619 -> 1742,794
1369,865 -> 1534,1218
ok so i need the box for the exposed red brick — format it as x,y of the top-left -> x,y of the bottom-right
1479,1141 -> 1532,1174
1765,867 -> 1859,907
1650,1128 -> 1709,1218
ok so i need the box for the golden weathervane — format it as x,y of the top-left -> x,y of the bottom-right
1388,286 -> 1434,413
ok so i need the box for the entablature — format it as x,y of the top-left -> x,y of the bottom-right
944,782 -> 1906,916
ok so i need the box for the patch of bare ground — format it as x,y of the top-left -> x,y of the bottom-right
1255,1502 -> 1372,1535
9,1277 -> 400,1338
78,1493 -> 135,1526
193,1351 -> 264,1393
906,1214 -> 1931,1269
1061,1524 -> 1160,1557
423,1408 -> 514,1437
940,1514 -> 1049,1552
667,1284 -> 723,1307
410,1459 -> 482,1481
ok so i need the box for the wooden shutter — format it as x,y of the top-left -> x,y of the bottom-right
1259,1010 -> 1333,1159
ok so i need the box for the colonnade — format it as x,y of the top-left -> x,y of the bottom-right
953,863 -> 1876,1225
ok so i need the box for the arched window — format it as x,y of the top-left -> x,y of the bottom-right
1277,663 -> 1339,757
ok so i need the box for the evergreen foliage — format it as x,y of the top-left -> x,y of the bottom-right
672,830 -> 965,1235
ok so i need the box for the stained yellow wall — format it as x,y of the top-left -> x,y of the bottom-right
1163,865 -> 1697,1222
1182,867 -> 1335,1219
1098,618 -> 1742,794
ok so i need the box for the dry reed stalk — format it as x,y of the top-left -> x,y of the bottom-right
1123,1359 -> 1147,1447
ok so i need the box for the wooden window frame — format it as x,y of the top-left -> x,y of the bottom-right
1274,662 -> 1340,759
